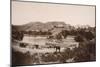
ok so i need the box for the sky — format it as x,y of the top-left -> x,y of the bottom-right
12,1 -> 95,27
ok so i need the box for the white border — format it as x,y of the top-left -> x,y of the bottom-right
0,0 -> 99,67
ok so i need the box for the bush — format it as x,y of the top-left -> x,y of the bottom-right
84,31 -> 94,40
12,50 -> 33,66
74,35 -> 84,42
73,38 -> 96,62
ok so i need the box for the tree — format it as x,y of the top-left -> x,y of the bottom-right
60,30 -> 69,38
12,31 -> 24,41
73,38 -> 96,62
74,35 -> 84,42
84,31 -> 94,40
55,33 -> 62,40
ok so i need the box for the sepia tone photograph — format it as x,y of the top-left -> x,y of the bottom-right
11,0 -> 96,66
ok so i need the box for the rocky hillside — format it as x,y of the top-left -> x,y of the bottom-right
12,21 -> 74,32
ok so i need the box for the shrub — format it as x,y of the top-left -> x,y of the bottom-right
12,50 -> 33,66
74,35 -> 84,42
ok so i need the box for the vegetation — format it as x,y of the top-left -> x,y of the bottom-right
26,30 -> 52,36
12,49 -> 33,66
12,30 -> 24,41
74,35 -> 84,42
73,38 -> 96,62
12,23 -> 96,64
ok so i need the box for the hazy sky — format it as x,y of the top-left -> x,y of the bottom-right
12,1 -> 95,27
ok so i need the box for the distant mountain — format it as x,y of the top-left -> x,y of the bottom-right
12,21 -> 75,32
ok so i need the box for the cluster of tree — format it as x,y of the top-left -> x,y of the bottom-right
12,30 -> 52,41
47,30 -> 71,40
23,30 -> 52,36
76,28 -> 95,40
12,25 -> 95,42
41,27 -> 96,62
50,27 -> 95,40
12,30 -> 24,41
41,38 -> 96,63
74,35 -> 84,42
73,38 -> 96,62
72,27 -> 96,62
59,30 -> 69,38
55,27 -> 95,41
